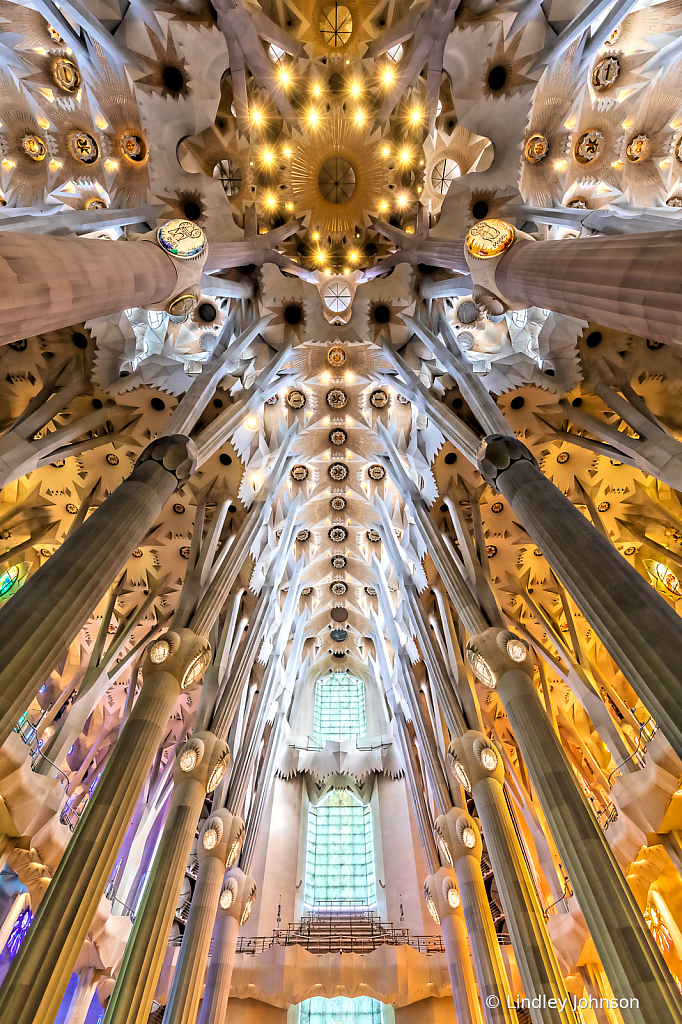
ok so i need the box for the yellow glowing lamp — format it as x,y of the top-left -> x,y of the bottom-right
644,559 -> 682,600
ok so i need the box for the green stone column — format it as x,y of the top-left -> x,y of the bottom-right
0,435 -> 197,749
0,628 -> 211,1024
435,808 -> 515,1024
196,867 -> 257,1024
162,809 -> 245,1024
477,435 -> 682,764
424,867 -> 484,1024
465,626 -> 682,1024
451,731 -> 577,1024
104,732 -> 236,1024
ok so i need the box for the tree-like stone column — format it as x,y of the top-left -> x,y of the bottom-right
0,629 -> 213,1024
424,867 -> 484,1024
451,731 -> 577,1024
0,215 -> 216,347
104,732 -> 233,1024
465,626 -> 682,1024
196,867 -> 256,1024
494,228 -> 682,346
162,809 -> 245,1024
0,435 -> 197,750
477,435 -> 682,764
435,808 -> 515,1024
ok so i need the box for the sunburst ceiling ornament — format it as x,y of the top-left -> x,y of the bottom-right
290,118 -> 385,237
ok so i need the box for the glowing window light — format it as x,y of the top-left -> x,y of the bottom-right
7,909 -> 33,960
0,565 -> 19,597
644,559 -> 682,600
387,44 -> 403,62
268,43 -> 286,63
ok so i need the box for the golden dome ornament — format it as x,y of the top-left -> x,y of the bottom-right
52,58 -> 81,92
591,56 -> 620,91
21,133 -> 47,162
120,132 -> 147,163
524,134 -> 549,164
574,130 -> 604,164
68,131 -> 99,164
625,134 -> 650,162
465,219 -> 515,259
157,220 -> 206,260
327,346 -> 346,367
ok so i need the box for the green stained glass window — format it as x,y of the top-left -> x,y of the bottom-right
299,996 -> 383,1024
305,790 -> 375,908
314,672 -> 366,742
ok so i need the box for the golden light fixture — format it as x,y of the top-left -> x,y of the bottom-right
381,65 -> 394,87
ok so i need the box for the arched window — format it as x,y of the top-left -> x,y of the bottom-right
305,790 -> 375,908
300,996 -> 383,1023
314,671 -> 366,742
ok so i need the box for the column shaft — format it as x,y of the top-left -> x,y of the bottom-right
0,232 -> 177,346
491,451 -> 682,763
473,778 -> 576,1024
495,231 -> 682,346
163,856 -> 225,1024
441,911 -> 484,1024
0,441 -> 194,750
0,670 -> 180,1024
104,778 -> 207,1024
455,855 -> 515,1024
196,915 -> 239,1024
498,667 -> 682,1024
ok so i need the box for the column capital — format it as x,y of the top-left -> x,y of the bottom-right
424,866 -> 461,923
220,866 -> 257,924
435,807 -> 483,864
173,729 -> 228,793
145,630 -> 212,695
476,434 -> 538,491
135,434 -> 197,491
449,730 -> 505,790
465,626 -> 534,688
198,809 -> 245,867
141,218 -> 208,317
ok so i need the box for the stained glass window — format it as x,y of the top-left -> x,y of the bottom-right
300,997 -> 383,1024
305,790 -> 375,908
7,908 -> 33,959
314,672 -> 366,742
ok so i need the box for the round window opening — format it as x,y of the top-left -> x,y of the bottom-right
214,159 -> 242,197
431,159 -> 461,195
319,3 -> 353,47
318,158 -> 356,204
324,282 -> 352,313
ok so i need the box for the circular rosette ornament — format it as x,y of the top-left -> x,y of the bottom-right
524,134 -> 548,164
120,132 -> 147,163
52,58 -> 80,92
296,529 -> 311,542
331,581 -> 348,596
287,389 -> 306,409
331,555 -> 347,569
68,131 -> 98,164
370,389 -> 389,409
366,529 -> 381,543
326,388 -> 348,409
329,526 -> 348,543
465,219 -> 515,259
330,429 -> 347,446
330,496 -> 346,511
329,463 -> 348,482
157,219 -> 207,259
368,464 -> 385,481
291,464 -> 309,482
327,346 -> 346,367
591,56 -> 620,91
574,130 -> 604,164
